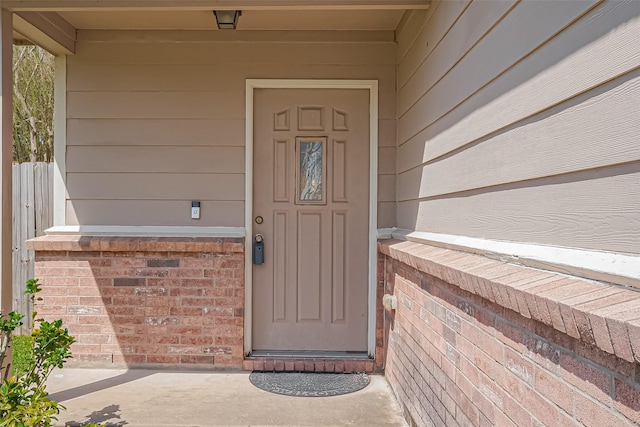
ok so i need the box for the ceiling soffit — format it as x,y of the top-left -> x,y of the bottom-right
57,9 -> 407,31
2,0 -> 430,12
10,2 -> 430,53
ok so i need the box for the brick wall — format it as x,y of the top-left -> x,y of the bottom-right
30,236 -> 244,368
380,240 -> 640,427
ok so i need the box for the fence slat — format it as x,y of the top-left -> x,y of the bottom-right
34,163 -> 44,237
22,163 -> 34,333
11,164 -> 22,323
12,162 -> 53,333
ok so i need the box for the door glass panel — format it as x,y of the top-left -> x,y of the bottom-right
296,137 -> 326,204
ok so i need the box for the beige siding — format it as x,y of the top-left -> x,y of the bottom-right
66,146 -> 245,173
66,173 -> 244,200
66,32 -> 396,227
66,200 -> 244,227
67,118 -> 245,146
67,91 -> 245,119
396,0 -> 640,254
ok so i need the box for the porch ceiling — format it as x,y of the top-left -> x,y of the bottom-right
55,9 -> 406,31
7,0 -> 430,32
9,1 -> 432,52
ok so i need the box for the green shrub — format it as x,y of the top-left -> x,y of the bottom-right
12,335 -> 34,377
0,278 -> 75,427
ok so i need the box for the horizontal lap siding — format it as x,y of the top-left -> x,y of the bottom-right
66,173 -> 244,200
398,168 -> 640,254
397,72 -> 640,200
67,118 -> 245,146
66,200 -> 244,227
68,42 -> 396,66
66,146 -> 245,174
396,0 -> 640,254
66,35 -> 396,227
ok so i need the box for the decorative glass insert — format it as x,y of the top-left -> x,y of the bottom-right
296,137 -> 326,204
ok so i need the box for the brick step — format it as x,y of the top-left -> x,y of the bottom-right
242,357 -> 376,373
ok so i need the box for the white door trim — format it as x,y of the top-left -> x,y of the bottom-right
244,79 -> 379,357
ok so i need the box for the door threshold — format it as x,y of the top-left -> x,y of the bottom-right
250,350 -> 370,359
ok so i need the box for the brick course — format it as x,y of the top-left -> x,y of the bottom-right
30,236 -> 244,369
380,240 -> 640,427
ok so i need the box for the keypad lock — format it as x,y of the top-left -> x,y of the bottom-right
253,234 -> 264,265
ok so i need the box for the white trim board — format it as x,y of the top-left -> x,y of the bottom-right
52,55 -> 66,227
45,225 -> 245,238
245,79 -> 379,358
384,229 -> 640,289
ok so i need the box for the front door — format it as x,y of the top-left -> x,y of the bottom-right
252,88 -> 369,352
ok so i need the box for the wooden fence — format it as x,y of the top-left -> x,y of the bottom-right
12,162 -> 53,332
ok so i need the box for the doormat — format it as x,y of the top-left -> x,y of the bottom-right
249,372 -> 370,397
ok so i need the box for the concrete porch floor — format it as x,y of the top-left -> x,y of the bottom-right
46,369 -> 408,427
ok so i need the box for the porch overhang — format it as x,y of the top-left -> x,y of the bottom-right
13,11 -> 76,55
1,1 -> 431,11
5,0 -> 430,39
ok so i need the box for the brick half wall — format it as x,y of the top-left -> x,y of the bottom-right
28,235 -> 244,368
379,240 -> 640,427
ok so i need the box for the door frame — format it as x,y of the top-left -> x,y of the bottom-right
244,79 -> 379,357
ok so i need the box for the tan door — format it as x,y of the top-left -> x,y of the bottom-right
252,88 -> 370,352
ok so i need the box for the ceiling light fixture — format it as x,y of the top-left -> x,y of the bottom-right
213,10 -> 242,30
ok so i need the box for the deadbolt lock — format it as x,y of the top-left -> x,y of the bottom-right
255,216 -> 263,224
253,234 -> 264,265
